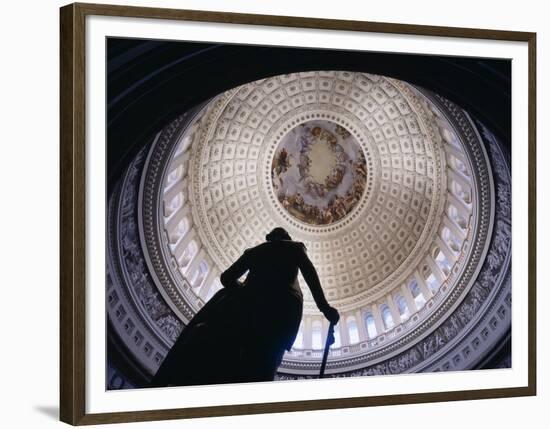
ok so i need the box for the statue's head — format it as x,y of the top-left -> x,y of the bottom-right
266,227 -> 292,242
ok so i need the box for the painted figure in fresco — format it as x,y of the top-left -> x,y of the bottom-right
355,160 -> 367,177
273,147 -> 291,176
331,196 -> 347,220
322,207 -> 334,224
298,152 -> 310,179
326,166 -> 344,189
345,191 -> 359,210
149,227 -> 340,387
294,193 -> 304,209
282,195 -> 291,211
335,124 -> 351,139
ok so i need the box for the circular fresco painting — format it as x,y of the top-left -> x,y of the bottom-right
271,120 -> 367,226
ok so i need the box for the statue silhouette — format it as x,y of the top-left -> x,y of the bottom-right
149,227 -> 340,387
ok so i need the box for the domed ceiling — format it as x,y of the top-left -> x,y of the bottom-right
165,72 -> 464,313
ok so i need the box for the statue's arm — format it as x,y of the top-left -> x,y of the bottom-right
297,244 -> 340,324
220,250 -> 251,289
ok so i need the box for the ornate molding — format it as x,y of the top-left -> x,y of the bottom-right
139,109 -> 207,324
107,146 -> 183,375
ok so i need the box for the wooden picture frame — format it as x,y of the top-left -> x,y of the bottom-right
60,2 -> 536,425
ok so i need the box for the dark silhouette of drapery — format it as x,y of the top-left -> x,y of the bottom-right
149,227 -> 339,387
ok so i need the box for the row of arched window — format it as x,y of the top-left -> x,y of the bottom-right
290,238 -> 469,350
162,132 -> 222,302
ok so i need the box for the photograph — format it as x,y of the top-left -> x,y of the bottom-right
3,0 -> 548,428
106,38 -> 512,389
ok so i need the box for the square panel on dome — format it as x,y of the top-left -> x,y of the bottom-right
391,156 -> 403,170
234,175 -> 247,192
304,92 -> 318,104
380,79 -> 399,96
236,190 -> 249,206
270,88 -> 286,105
225,195 -> 240,213
224,220 -> 238,237
202,191 -> 213,211
222,179 -> 236,196
215,202 -> 230,221
210,183 -> 224,203
383,101 -> 400,119
352,268 -> 363,280
400,188 -> 412,204
234,160 -> 246,176
207,211 -> 219,229
246,89 -> 264,108
315,92 -> 329,104
246,176 -> 257,189
383,124 -> 397,139
412,134 -> 425,153
278,100 -> 292,114
247,112 -> 263,129
393,249 -> 406,264
405,116 -> 420,134
235,105 -> 252,124
372,129 -> 385,143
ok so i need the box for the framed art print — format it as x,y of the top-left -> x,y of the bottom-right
60,2 -> 536,425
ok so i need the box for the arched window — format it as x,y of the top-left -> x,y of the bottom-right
179,240 -> 198,271
190,261 -> 209,288
331,323 -> 341,348
169,217 -> 189,244
311,321 -> 323,350
381,305 -> 394,331
442,226 -> 462,253
164,191 -> 184,217
166,164 -> 184,187
347,317 -> 360,344
451,155 -> 469,176
395,295 -> 410,321
426,273 -> 439,292
442,128 -> 459,146
435,250 -> 452,275
452,181 -> 472,205
409,279 -> 426,308
364,312 -> 377,339
292,325 -> 304,349
174,134 -> 192,157
448,205 -> 468,230
177,216 -> 190,235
